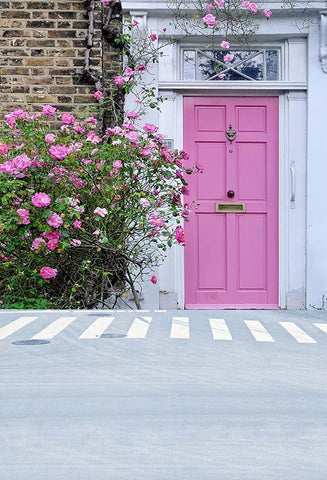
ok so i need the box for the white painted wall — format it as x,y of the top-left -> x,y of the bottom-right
307,17 -> 327,309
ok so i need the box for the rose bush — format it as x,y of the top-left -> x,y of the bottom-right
0,106 -> 196,309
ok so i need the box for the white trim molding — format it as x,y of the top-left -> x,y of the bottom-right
159,81 -> 307,91
319,11 -> 327,73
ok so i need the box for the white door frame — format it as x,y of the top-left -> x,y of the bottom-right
159,88 -> 307,309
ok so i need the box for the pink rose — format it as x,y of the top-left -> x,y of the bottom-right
47,213 -> 63,228
124,67 -> 135,77
31,237 -> 46,251
40,266 -> 58,279
143,123 -> 158,134
93,90 -> 103,100
136,64 -> 146,71
181,185 -> 190,195
113,159 -> 123,169
71,239 -> 81,247
220,40 -> 230,49
61,112 -> 75,124
32,192 -> 51,208
202,14 -> 218,26
16,208 -> 30,225
175,226 -> 185,244
42,105 -> 56,116
114,76 -> 125,86
150,218 -> 164,227
214,0 -> 225,6
248,2 -> 258,12
45,133 -> 56,144
223,53 -> 234,62
94,207 -> 108,218
206,3 -> 213,12
149,33 -> 157,41
0,144 -> 9,155
73,220 -> 82,229
263,8 -> 272,17
49,144 -> 71,160
151,275 -> 157,284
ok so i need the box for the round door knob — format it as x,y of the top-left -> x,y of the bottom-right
227,190 -> 235,198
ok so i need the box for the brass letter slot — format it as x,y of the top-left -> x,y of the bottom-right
215,202 -> 246,213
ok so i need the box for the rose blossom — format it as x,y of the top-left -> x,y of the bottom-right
224,53 -> 234,62
42,105 -> 56,116
0,144 -> 9,155
149,33 -> 157,41
40,266 -> 57,279
124,67 -> 135,77
94,207 -> 108,218
202,14 -> 218,26
220,40 -> 230,49
113,159 -> 123,169
71,239 -> 82,247
49,144 -> 71,160
16,208 -> 30,225
32,192 -> 51,208
140,198 -> 150,208
175,226 -> 185,244
93,90 -> 103,100
248,2 -> 258,12
45,133 -> 56,144
143,123 -> 158,134
47,213 -> 63,228
114,75 -> 125,86
31,237 -> 46,251
61,112 -> 75,124
263,8 -> 272,17
150,218 -> 164,227
151,275 -> 157,284
73,220 -> 82,229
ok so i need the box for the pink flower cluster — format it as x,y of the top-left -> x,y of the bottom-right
40,266 -> 57,279
0,153 -> 32,177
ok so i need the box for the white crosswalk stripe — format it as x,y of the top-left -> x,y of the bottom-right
245,320 -> 275,342
170,316 -> 189,339
126,316 -> 152,339
0,316 -> 38,340
209,318 -> 232,340
1,314 -> 326,344
313,323 -> 327,334
279,321 -> 316,343
79,317 -> 114,339
32,317 -> 76,340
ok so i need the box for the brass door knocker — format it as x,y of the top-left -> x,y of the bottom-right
225,125 -> 236,142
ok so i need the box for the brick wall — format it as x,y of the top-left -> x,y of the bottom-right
0,0 -> 122,120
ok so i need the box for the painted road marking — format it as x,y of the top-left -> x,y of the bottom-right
245,320 -> 275,342
209,318 -> 232,340
313,323 -> 327,334
170,317 -> 189,339
32,317 -> 76,340
126,316 -> 152,338
279,322 -> 316,343
79,317 -> 114,339
0,317 -> 38,340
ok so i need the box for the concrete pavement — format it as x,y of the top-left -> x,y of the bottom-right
1,309 -> 327,480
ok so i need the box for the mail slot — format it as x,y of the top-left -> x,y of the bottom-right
215,202 -> 246,213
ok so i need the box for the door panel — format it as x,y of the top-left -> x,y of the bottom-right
184,96 -> 279,309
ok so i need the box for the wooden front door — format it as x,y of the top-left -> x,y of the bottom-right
184,97 -> 279,309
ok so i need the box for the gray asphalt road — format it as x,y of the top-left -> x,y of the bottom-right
1,309 -> 327,480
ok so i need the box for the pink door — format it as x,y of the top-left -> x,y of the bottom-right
184,97 -> 279,309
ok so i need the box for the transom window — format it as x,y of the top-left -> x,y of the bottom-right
182,48 -> 280,81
